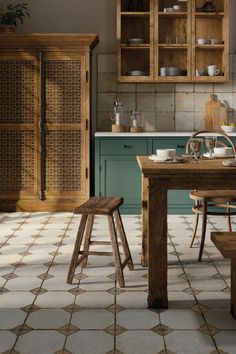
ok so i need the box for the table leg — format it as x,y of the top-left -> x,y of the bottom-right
148,178 -> 168,308
141,174 -> 148,267
231,258 -> 236,318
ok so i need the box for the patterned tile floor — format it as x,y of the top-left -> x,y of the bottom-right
0,212 -> 236,354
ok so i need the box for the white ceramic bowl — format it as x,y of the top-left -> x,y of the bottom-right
220,125 -> 236,133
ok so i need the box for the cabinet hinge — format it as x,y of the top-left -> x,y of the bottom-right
85,168 -> 88,179
86,70 -> 89,82
86,119 -> 89,130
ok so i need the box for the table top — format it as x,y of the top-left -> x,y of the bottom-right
136,155 -> 236,178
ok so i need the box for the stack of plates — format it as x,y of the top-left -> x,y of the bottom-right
149,155 -> 185,163
160,67 -> 182,76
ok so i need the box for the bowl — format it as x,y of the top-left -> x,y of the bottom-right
220,125 -> 236,133
127,38 -> 145,45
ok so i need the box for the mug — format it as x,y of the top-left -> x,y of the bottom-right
156,148 -> 176,160
207,65 -> 220,76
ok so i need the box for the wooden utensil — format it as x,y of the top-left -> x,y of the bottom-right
205,94 -> 227,130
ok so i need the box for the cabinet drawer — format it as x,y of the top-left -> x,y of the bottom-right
153,138 -> 188,155
100,139 -> 148,155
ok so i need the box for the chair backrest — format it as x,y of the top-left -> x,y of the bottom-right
185,129 -> 236,155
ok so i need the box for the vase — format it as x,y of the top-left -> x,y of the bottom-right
0,24 -> 16,33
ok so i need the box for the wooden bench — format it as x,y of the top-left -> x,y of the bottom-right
67,197 -> 134,287
211,231 -> 236,318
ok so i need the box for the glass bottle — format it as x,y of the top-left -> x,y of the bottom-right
110,101 -> 123,126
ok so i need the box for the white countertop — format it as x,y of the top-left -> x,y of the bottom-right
95,131 -> 236,137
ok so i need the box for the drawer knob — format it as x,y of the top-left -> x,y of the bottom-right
123,144 -> 132,149
176,145 -> 185,149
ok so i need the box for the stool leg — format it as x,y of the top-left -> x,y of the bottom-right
231,258 -> 236,318
80,214 -> 94,268
114,209 -> 134,270
108,214 -> 125,288
67,214 -> 87,284
190,202 -> 200,248
198,200 -> 207,262
227,203 -> 232,232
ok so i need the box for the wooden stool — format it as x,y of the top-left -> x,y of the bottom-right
211,232 -> 236,318
67,197 -> 134,287
189,190 -> 236,262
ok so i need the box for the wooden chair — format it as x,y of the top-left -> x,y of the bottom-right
186,130 -> 236,261
67,196 -> 134,287
211,231 -> 236,318
189,190 -> 236,261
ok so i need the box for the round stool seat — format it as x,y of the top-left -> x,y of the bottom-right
190,190 -> 236,203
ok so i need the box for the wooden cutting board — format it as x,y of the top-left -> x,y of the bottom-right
205,94 -> 228,130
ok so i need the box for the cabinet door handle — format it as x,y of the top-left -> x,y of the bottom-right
123,144 -> 132,149
176,145 -> 185,149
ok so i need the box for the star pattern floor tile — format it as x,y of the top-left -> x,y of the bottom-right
0,212 -> 236,353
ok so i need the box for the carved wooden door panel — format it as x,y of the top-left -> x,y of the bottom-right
41,52 -> 89,205
0,52 -> 39,207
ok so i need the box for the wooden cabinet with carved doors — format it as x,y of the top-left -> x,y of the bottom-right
0,34 -> 98,211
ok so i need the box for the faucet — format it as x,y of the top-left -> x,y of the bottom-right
186,130 -> 236,155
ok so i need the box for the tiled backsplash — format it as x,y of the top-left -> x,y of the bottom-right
97,53 -> 236,132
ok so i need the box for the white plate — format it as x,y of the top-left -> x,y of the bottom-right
223,159 -> 236,167
149,155 -> 185,163
203,153 -> 235,158
126,70 -> 147,76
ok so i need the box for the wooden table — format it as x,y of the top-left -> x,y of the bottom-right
136,155 -> 236,308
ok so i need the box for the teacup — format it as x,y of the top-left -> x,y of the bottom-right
156,148 -> 176,160
197,38 -> 206,45
207,65 -> 220,76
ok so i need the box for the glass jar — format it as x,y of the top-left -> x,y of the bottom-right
130,110 -> 144,132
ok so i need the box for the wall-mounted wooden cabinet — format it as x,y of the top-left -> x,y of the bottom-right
0,34 -> 98,211
117,0 -> 154,81
117,0 -> 229,83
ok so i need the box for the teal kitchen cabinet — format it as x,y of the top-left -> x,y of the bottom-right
95,135 -> 194,214
152,137 -> 193,214
95,138 -> 152,213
